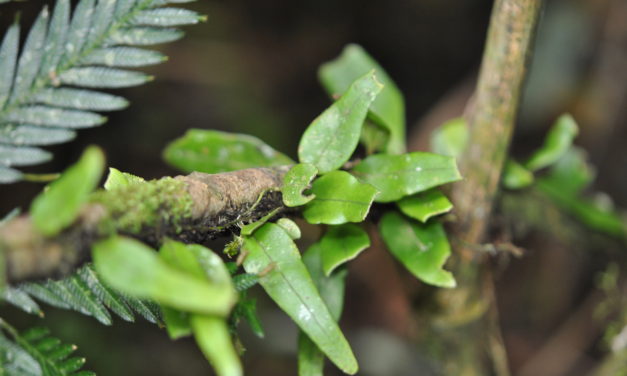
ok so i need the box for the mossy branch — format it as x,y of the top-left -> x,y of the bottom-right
0,167 -> 290,283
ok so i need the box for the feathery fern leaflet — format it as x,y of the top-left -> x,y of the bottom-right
0,0 -> 204,183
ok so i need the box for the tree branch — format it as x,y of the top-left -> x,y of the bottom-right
0,167 -> 290,283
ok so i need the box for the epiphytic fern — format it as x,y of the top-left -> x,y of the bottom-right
0,0 -> 204,183
0,321 -> 94,376
3,264 -> 162,325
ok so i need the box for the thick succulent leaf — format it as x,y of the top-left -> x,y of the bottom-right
242,223 -> 358,374
298,243 -> 348,376
502,160 -> 534,189
430,117 -> 468,157
162,306 -> 192,339
319,224 -> 369,276
379,211 -> 455,288
164,129 -> 294,174
93,236 -> 236,316
282,163 -> 318,207
319,44 -> 406,154
30,146 -> 105,236
352,152 -> 461,202
103,167 -> 146,190
0,0 -> 201,182
525,114 -> 578,171
303,170 -> 378,225
299,71 -> 382,173
396,189 -> 453,223
191,315 -> 243,376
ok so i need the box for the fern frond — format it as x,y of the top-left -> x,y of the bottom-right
4,264 -> 162,325
0,0 -> 204,183
0,320 -> 94,376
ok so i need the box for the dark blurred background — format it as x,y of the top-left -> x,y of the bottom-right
1,0 -> 627,375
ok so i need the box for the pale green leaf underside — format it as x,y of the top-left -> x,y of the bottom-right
379,211 -> 456,288
319,44 -> 406,155
298,70 -> 382,173
502,160 -> 534,189
352,152 -> 461,203
242,223 -> 358,375
0,0 -> 203,183
163,129 -> 294,174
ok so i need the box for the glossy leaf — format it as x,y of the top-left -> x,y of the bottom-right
352,152 -> 461,202
164,129 -> 294,174
539,147 -> 593,196
430,117 -> 468,157
298,71 -> 382,173
502,160 -> 534,190
298,243 -> 348,376
93,236 -> 236,316
525,114 -> 578,171
30,146 -> 105,236
319,44 -> 406,154
359,120 -> 390,155
303,170 -> 378,225
397,189 -> 453,223
282,163 -> 318,207
242,223 -> 358,374
379,211 -> 456,288
320,224 -> 369,276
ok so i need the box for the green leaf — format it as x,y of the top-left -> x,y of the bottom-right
359,120 -> 390,155
539,147 -> 593,196
379,211 -> 456,288
0,322 -> 93,376
163,129 -> 294,174
191,315 -> 243,376
352,152 -> 461,202
298,70 -> 382,173
502,160 -> 534,189
430,117 -> 468,157
103,167 -> 145,190
319,224 -> 369,276
276,218 -> 301,240
240,207 -> 281,236
30,146 -> 104,236
397,189 -> 453,223
231,293 -> 264,338
93,236 -> 236,316
298,243 -> 348,376
0,21 -> 19,109
162,307 -> 192,339
537,179 -> 626,237
525,114 -> 578,171
303,170 -> 378,225
282,163 -> 318,207
319,44 -> 406,154
242,223 -> 358,374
